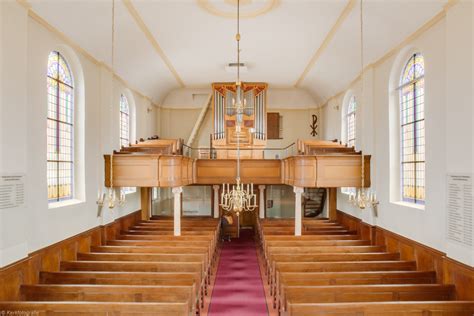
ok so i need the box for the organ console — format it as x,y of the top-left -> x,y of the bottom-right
212,82 -> 268,159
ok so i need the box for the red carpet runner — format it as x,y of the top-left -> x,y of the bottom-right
208,229 -> 268,316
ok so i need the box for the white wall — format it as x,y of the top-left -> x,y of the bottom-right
319,2 -> 474,266
445,1 -> 473,265
0,2 -> 156,267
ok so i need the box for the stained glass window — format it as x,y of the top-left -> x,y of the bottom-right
119,94 -> 136,194
47,51 -> 74,203
399,53 -> 425,205
120,94 -> 130,148
347,96 -> 357,148
342,95 -> 357,195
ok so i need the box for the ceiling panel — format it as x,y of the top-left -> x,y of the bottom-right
301,0 -> 447,103
28,0 -> 449,105
132,0 -> 348,87
30,0 -> 112,64
114,0 -> 177,101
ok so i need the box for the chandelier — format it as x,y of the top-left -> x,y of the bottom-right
220,0 -> 257,216
348,153 -> 378,209
96,0 -> 126,210
348,0 -> 378,211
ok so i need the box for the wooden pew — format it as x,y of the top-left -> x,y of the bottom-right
285,301 -> 474,316
0,301 -> 189,316
124,229 -> 215,235
0,215 -> 220,315
106,240 -> 215,263
91,245 -> 208,254
279,271 -> 437,287
90,245 -> 213,284
21,284 -> 195,314
60,261 -> 204,279
77,252 -> 207,265
257,216 -> 474,315
40,271 -> 198,287
280,284 -> 454,312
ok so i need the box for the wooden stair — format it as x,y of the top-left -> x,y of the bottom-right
303,188 -> 326,217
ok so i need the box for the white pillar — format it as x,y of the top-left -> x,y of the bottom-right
294,187 -> 304,236
258,185 -> 266,219
212,185 -> 220,218
172,187 -> 183,236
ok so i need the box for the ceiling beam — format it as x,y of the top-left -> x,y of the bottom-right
123,0 -> 185,88
295,0 -> 357,87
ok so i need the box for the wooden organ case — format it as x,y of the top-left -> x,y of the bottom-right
212,82 -> 268,159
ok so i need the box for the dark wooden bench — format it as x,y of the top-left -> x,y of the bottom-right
281,284 -> 455,312
21,284 -> 195,314
0,301 -> 189,316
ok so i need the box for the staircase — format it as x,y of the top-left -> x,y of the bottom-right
303,188 -> 326,217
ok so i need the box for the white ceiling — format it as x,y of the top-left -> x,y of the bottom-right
28,0 -> 448,104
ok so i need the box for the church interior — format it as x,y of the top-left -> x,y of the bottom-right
0,0 -> 473,315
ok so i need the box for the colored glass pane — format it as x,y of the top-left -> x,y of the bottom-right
400,53 -> 425,205
47,51 -> 74,203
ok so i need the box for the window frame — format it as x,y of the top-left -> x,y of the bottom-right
47,51 -> 75,204
398,52 -> 425,205
341,95 -> 357,195
119,94 -> 130,148
119,93 -> 136,195
346,95 -> 357,148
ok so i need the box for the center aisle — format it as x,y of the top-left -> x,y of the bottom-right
208,229 -> 269,316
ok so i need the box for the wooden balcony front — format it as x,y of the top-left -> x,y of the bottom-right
104,155 -> 370,188
104,154 -> 193,188
282,155 -> 371,188
104,138 -> 370,188
194,159 -> 282,185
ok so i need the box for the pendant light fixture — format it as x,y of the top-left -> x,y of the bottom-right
348,0 -> 378,210
220,0 -> 257,216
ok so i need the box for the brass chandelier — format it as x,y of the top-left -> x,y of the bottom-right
220,0 -> 257,216
348,0 -> 378,211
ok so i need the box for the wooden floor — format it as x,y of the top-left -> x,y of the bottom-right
0,216 -> 220,316
257,218 -> 474,316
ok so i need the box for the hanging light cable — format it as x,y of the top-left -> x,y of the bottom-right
348,0 -> 378,210
220,0 -> 257,216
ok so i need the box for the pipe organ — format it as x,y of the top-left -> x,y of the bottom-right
212,82 -> 268,159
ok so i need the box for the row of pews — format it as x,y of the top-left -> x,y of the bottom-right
0,216 -> 220,315
296,139 -> 357,155
116,137 -> 184,155
257,218 -> 474,316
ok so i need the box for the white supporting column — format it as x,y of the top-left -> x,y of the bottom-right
258,185 -> 266,219
294,187 -> 304,236
172,187 -> 183,236
212,185 -> 220,218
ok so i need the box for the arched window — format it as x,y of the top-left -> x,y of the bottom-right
47,51 -> 74,203
120,94 -> 130,148
341,95 -> 357,195
346,96 -> 357,148
399,53 -> 425,204
119,93 -> 136,195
